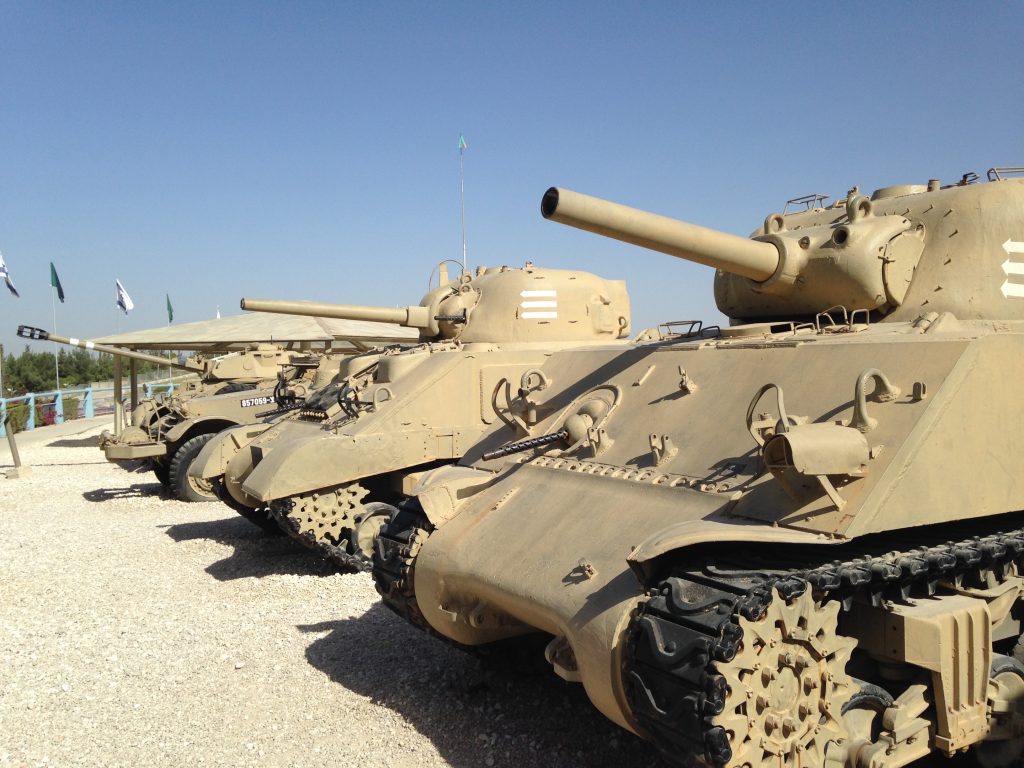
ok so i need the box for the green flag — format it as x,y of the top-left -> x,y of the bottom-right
458,133 -> 467,152
166,293 -> 174,323
49,262 -> 65,303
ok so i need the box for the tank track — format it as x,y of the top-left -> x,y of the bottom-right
269,487 -> 373,572
372,502 -> 434,631
626,524 -> 1024,767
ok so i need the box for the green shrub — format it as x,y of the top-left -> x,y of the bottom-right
63,395 -> 80,421
2,402 -> 44,432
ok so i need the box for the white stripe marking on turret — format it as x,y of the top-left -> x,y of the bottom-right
521,300 -> 557,308
522,311 -> 558,319
1001,280 -> 1024,298
1003,239 -> 1024,255
520,290 -> 557,298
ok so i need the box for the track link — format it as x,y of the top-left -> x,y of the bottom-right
372,502 -> 433,630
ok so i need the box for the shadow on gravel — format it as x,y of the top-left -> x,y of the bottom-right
83,482 -> 168,501
163,515 -> 341,581
47,434 -> 103,447
300,605 -> 660,768
301,610 -> 970,768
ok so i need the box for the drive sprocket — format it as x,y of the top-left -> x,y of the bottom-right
712,587 -> 857,767
270,483 -> 395,571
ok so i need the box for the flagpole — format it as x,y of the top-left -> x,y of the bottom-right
51,286 -> 60,392
459,135 -> 467,271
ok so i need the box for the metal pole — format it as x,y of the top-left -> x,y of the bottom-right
129,357 -> 139,411
0,341 -> 4,397
459,137 -> 467,271
4,413 -> 30,478
52,288 -> 60,392
113,355 -> 123,435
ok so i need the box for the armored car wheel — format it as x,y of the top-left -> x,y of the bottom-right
168,434 -> 218,502
151,459 -> 170,487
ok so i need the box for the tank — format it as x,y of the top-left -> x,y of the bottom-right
190,263 -> 632,566
373,170 -> 1024,767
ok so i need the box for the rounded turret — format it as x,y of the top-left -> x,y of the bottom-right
242,264 -> 631,344
544,177 -> 1024,322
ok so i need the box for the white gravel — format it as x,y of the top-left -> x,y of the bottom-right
0,419 -> 661,768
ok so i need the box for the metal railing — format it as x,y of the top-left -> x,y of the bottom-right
0,381 -> 178,436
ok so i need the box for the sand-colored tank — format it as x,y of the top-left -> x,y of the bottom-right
190,263 -> 632,566
374,170 -> 1024,766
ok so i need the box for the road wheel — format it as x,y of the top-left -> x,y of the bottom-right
168,434 -> 218,502
351,502 -> 399,560
975,656 -> 1024,768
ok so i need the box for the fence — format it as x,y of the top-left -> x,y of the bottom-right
0,382 -> 177,437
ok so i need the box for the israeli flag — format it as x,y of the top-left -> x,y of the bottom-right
0,252 -> 19,297
116,279 -> 134,314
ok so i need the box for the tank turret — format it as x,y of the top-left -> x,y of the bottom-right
241,264 -> 631,344
196,343 -> 312,383
543,175 -> 1024,322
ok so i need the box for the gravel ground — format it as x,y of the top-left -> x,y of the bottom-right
0,418 -> 660,768
0,419 -> 976,768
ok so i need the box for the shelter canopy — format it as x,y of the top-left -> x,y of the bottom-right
93,313 -> 418,352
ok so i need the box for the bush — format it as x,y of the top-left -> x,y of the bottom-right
3,401 -> 47,433
63,395 -> 80,421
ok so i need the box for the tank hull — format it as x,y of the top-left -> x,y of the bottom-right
401,318 -> 1024,757
236,345 -> 553,502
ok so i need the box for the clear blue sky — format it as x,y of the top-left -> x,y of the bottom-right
2,1 -> 1021,360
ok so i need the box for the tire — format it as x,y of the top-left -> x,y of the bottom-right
151,460 -> 171,487
168,434 -> 219,502
211,477 -> 285,535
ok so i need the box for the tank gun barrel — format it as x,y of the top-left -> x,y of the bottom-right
17,326 -> 198,372
240,298 -> 432,329
541,187 -> 780,282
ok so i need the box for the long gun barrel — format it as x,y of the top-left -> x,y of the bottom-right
240,298 -> 432,329
541,187 -> 780,282
17,326 -> 198,372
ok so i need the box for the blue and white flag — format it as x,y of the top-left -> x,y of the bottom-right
0,252 -> 19,297
116,279 -> 134,314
